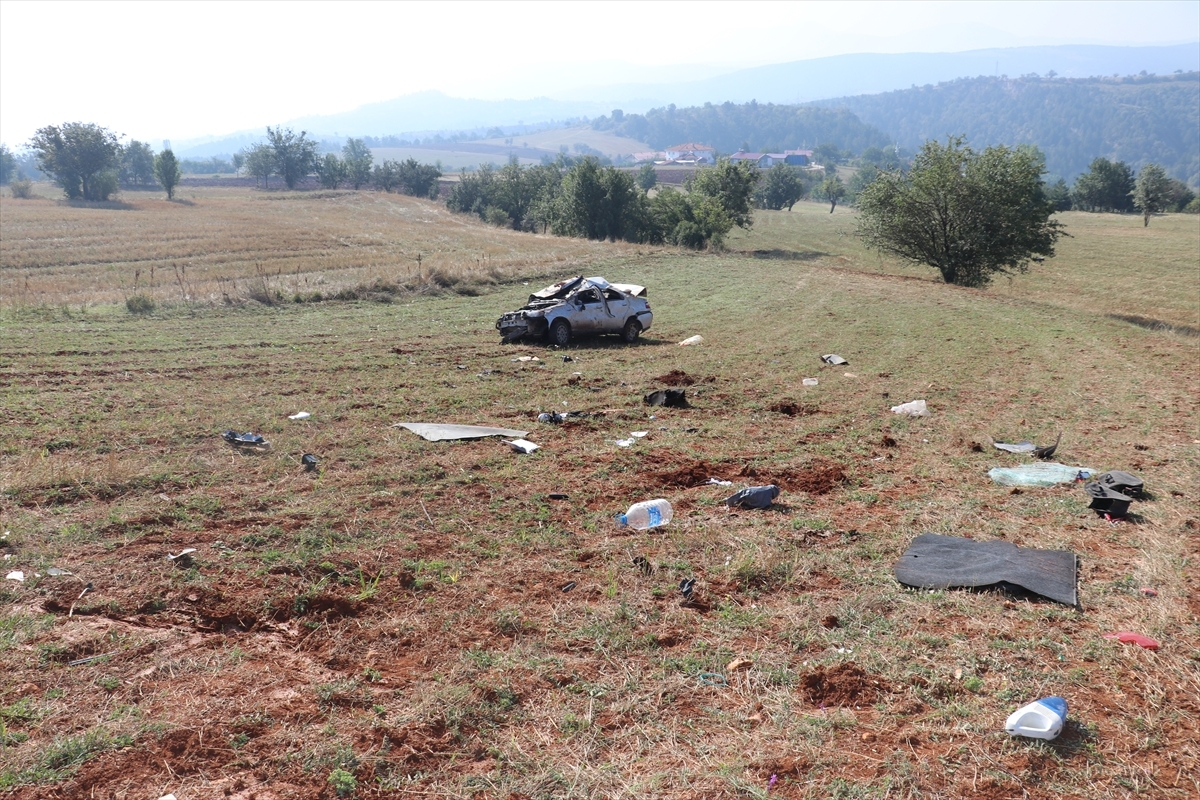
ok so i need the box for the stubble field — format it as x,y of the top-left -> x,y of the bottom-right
1,186 -> 1197,800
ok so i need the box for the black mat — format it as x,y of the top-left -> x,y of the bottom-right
894,533 -> 1077,606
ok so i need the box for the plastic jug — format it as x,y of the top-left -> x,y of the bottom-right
1005,696 -> 1067,740
617,499 -> 673,530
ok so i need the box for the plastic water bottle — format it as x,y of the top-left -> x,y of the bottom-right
617,499 -> 673,530
1005,696 -> 1067,740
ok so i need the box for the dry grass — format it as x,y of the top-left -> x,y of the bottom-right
0,189 -> 1197,799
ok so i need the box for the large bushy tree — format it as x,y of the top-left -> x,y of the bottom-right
1072,157 -> 1135,212
243,144 -> 275,188
315,153 -> 345,189
120,140 -> 156,186
687,158 -> 760,230
341,138 -> 373,189
28,122 -> 122,200
856,136 -> 1065,287
0,144 -> 16,185
756,162 -> 805,211
266,126 -> 317,189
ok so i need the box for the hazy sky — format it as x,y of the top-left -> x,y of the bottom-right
1,0 -> 1196,147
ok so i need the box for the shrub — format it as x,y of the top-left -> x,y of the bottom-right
328,768 -> 357,797
125,294 -> 156,315
1184,197 -> 1200,214
10,179 -> 34,199
483,205 -> 511,227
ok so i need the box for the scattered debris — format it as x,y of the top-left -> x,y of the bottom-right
616,439 -> 635,447
548,493 -> 569,500
679,577 -> 696,600
6,570 -> 24,582
988,462 -> 1094,486
706,477 -> 733,486
167,548 -> 197,566
821,354 -> 848,365
287,411 -> 311,420
68,652 -> 115,667
502,438 -> 540,454
562,355 -> 573,362
1140,587 -> 1158,597
1033,432 -> 1062,459
1102,631 -> 1160,650
511,356 -> 541,362
1006,696 -> 1067,740
679,335 -> 704,346
301,453 -> 319,472
392,422 -> 529,441
894,532 -> 1078,606
46,567 -> 71,576
890,399 -> 929,417
727,658 -> 753,673
725,484 -> 781,509
1097,470 -> 1144,498
68,584 -> 92,617
633,556 -> 653,576
802,378 -> 819,386
223,430 -> 270,450
993,440 -> 1037,454
644,389 -> 689,408
617,499 -> 673,530
698,672 -> 727,686
630,431 -> 648,438
560,581 -> 576,593
843,372 -> 858,378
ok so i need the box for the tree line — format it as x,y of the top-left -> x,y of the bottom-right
446,157 -> 760,249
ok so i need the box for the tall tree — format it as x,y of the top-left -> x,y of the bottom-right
0,143 -> 18,185
244,144 -> 274,189
154,149 -> 182,199
816,174 -> 846,213
1072,157 -> 1135,212
28,122 -> 122,200
315,153 -> 345,189
636,164 -> 658,193
856,136 -> 1065,287
265,126 -> 317,189
687,158 -> 760,230
120,140 -> 156,186
1131,163 -> 1171,226
341,138 -> 373,189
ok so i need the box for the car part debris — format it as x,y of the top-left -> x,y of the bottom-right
548,493 -> 569,500
496,276 -> 652,344
988,462 -> 1094,486
724,485 -> 780,509
502,438 -> 540,454
288,411 -> 311,420
706,477 -> 732,486
392,422 -> 529,441
68,652 -> 116,667
1103,631 -> 1160,650
679,577 -> 696,600
1033,432 -> 1062,459
890,399 -> 929,417
802,378 -> 819,386
1097,470 -> 1143,498
894,532 -> 1078,606
616,438 -> 635,447
5,571 -> 23,582
301,453 -> 319,472
633,555 -> 653,575
644,389 -> 689,408
727,658 -> 753,673
679,335 -> 703,346
993,440 -> 1037,453
560,581 -> 577,593
46,567 -> 71,576
223,430 -> 270,450
167,548 -> 197,566
1006,696 -> 1067,740
1084,482 -> 1132,517
821,354 -> 848,365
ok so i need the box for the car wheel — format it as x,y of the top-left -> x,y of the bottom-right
549,319 -> 571,347
621,318 -> 642,343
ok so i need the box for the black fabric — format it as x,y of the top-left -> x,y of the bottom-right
725,485 -> 780,508
644,389 -> 689,408
894,533 -> 1077,606
1085,481 -> 1132,516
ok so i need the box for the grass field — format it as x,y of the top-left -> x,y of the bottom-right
1,186 -> 1198,799
474,127 -> 653,159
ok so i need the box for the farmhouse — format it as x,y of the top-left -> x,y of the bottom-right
731,149 -> 814,168
663,142 -> 716,164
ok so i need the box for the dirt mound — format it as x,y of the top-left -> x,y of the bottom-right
654,369 -> 696,386
769,400 -> 819,417
653,460 -> 729,488
736,458 -> 847,494
799,662 -> 889,706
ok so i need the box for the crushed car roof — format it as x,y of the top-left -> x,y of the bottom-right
530,276 -> 645,300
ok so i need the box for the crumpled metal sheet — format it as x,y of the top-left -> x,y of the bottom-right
894,533 -> 1077,606
392,423 -> 529,442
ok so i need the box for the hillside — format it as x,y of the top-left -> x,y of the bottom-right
592,103 -> 891,155
815,72 -> 1200,184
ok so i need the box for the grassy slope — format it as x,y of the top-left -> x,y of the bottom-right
1,193 -> 1197,799
474,127 -> 652,158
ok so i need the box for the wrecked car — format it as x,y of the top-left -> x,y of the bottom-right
496,276 -> 652,346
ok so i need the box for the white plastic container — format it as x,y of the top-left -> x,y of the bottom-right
890,399 -> 929,417
1005,696 -> 1067,740
617,499 -> 673,530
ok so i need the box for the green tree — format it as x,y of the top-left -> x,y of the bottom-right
0,143 -> 18,185
341,138 -> 373,189
1072,157 -> 1135,212
1045,177 -> 1072,211
231,151 -> 245,175
1131,163 -> 1172,226
636,163 -> 658,193
856,136 -> 1065,287
315,153 -> 345,189
687,158 -> 759,230
120,140 -> 156,186
397,158 -> 441,198
815,175 -> 846,213
154,149 -> 182,199
553,157 -> 645,242
28,122 -> 122,200
756,162 -> 805,210
244,144 -> 274,189
372,159 -> 400,192
265,126 -> 317,189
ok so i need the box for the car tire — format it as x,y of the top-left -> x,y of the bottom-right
621,318 -> 642,343
549,319 -> 571,347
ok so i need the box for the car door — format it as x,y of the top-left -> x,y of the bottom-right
570,287 -> 605,333
600,288 -> 629,333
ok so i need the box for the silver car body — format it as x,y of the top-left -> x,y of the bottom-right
496,275 -> 653,343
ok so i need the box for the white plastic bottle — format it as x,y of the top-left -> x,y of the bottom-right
1005,696 -> 1067,740
617,499 -> 673,530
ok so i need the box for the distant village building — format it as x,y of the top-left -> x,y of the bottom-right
731,149 -> 814,168
663,143 -> 716,164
